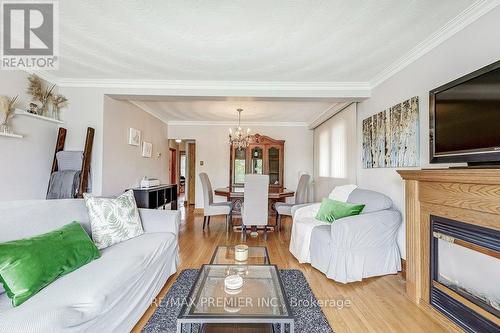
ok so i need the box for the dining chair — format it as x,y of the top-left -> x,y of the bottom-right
241,174 -> 269,240
275,173 -> 311,231
199,173 -> 233,231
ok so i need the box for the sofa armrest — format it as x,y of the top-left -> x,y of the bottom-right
330,209 -> 401,249
139,209 -> 181,236
292,202 -> 321,219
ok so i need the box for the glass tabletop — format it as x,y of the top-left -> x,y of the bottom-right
210,245 -> 270,265
179,264 -> 291,319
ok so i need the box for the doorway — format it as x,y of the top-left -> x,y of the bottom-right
179,151 -> 186,195
187,141 -> 196,206
168,139 -> 195,208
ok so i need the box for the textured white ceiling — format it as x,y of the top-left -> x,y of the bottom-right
124,97 -> 343,123
56,0 -> 476,82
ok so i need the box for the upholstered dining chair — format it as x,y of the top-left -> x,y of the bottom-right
199,173 -> 233,231
241,174 -> 269,240
275,173 -> 311,231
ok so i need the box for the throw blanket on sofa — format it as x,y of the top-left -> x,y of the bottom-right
328,184 -> 357,202
289,203 -> 324,263
289,184 -> 357,263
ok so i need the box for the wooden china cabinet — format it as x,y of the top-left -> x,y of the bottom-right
229,134 -> 285,189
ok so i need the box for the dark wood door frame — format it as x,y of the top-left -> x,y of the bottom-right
187,142 -> 196,206
169,148 -> 177,184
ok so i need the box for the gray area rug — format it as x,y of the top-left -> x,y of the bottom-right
143,269 -> 333,333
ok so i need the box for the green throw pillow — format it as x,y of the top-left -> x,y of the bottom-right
315,198 -> 365,223
0,222 -> 100,306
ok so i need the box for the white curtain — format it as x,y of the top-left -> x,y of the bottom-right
313,103 -> 357,200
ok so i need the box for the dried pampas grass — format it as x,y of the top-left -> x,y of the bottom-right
51,94 -> 68,109
0,95 -> 18,124
27,74 -> 55,104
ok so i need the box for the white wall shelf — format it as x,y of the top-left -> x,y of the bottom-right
15,109 -> 64,124
0,132 -> 23,139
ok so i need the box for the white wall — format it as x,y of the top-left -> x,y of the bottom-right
101,97 -> 169,196
0,71 -> 60,201
357,6 -> 500,259
57,86 -> 104,195
168,124 -> 313,208
313,103 -> 357,200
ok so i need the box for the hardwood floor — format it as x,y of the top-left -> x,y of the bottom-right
132,206 -> 454,333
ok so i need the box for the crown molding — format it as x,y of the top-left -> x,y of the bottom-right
167,120 -> 310,127
308,102 -> 353,129
56,79 -> 369,90
369,0 -> 500,88
127,100 -> 170,124
51,79 -> 370,98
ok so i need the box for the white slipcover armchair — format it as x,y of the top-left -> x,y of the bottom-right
291,188 -> 402,283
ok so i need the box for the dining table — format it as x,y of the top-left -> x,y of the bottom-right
214,186 -> 295,217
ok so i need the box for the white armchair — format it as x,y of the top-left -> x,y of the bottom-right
290,188 -> 402,283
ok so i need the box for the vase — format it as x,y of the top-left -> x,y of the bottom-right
53,106 -> 61,120
39,101 -> 49,116
0,122 -> 12,134
0,108 -> 13,134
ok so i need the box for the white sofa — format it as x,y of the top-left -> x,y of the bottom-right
0,199 -> 180,333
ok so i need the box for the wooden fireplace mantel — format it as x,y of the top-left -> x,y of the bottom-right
397,168 -> 500,185
398,168 -> 500,331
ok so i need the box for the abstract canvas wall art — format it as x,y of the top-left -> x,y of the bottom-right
362,96 -> 419,168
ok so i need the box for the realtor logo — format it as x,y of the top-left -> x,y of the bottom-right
1,1 -> 59,70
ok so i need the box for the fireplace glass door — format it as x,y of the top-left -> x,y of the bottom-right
434,234 -> 500,314
430,215 -> 500,332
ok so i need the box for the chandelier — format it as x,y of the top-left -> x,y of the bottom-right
228,108 -> 251,149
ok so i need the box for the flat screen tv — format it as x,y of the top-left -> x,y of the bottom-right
429,60 -> 500,166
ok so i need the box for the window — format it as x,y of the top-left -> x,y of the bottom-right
314,103 -> 357,182
234,148 -> 246,184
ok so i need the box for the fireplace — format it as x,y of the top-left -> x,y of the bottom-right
430,215 -> 500,333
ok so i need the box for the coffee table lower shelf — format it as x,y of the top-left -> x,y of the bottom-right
177,318 -> 294,333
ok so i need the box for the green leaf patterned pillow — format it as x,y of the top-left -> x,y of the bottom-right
83,190 -> 144,249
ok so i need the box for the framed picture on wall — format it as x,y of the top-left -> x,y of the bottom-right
142,141 -> 153,158
362,96 -> 419,168
128,128 -> 141,146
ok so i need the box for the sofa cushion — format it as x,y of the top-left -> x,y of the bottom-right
316,198 -> 365,222
0,200 -> 92,244
315,198 -> 337,222
83,190 -> 144,249
0,232 -> 176,332
347,189 -> 392,213
0,222 -> 100,307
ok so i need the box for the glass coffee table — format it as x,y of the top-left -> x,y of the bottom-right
177,264 -> 294,333
210,245 -> 270,265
